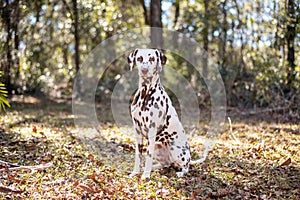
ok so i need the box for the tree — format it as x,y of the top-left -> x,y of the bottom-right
202,0 -> 209,79
1,0 -> 12,92
72,0 -> 80,76
140,0 -> 149,25
285,0 -> 296,89
150,0 -> 163,48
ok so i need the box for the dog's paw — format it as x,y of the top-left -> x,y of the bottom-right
176,168 -> 188,178
129,171 -> 140,178
141,171 -> 151,180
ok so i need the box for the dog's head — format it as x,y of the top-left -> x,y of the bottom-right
128,49 -> 167,78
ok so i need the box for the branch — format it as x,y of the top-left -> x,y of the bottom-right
139,0 -> 149,25
0,185 -> 23,193
0,162 -> 53,172
173,0 -> 180,28
0,160 -> 19,167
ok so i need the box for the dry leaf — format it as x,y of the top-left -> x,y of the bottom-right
88,154 -> 94,162
77,183 -> 96,194
189,192 -> 198,200
32,126 -> 37,133
25,145 -> 36,151
90,173 -> 103,184
72,180 -> 79,188
280,157 -> 291,166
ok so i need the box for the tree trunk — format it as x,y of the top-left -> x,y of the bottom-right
150,0 -> 163,49
2,0 -> 12,92
286,0 -> 296,88
139,0 -> 149,25
72,0 -> 80,75
202,0 -> 209,79
72,0 -> 80,95
172,0 -> 180,49
219,0 -> 227,66
13,0 -> 20,84
173,0 -> 180,28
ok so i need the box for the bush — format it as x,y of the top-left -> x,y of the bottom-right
0,71 -> 10,111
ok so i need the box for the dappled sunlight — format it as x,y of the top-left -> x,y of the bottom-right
0,0 -> 299,198
214,122 -> 300,166
1,98 -> 299,198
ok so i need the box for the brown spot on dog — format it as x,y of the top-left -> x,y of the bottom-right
132,92 -> 140,106
127,57 -> 132,64
158,111 -> 162,118
166,115 -> 171,126
149,122 -> 155,128
149,56 -> 155,63
137,56 -> 143,62
141,88 -> 146,99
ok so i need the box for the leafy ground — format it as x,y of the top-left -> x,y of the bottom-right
0,95 -> 299,199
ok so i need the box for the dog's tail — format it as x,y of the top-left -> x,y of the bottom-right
190,138 -> 215,165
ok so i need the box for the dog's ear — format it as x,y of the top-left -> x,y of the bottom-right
160,52 -> 167,65
156,49 -> 167,72
128,49 -> 138,71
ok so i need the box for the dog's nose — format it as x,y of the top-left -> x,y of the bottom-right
141,68 -> 148,74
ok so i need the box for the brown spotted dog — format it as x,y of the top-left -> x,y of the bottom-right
128,49 -> 205,179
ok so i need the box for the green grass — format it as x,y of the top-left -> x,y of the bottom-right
0,96 -> 299,199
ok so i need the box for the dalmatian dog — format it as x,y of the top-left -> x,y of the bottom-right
128,48 -> 205,179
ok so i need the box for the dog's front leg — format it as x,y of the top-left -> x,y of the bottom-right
130,134 -> 143,177
142,128 -> 156,179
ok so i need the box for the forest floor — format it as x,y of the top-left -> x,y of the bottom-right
0,95 -> 299,199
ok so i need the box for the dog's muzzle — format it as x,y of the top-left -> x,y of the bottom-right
141,68 -> 148,75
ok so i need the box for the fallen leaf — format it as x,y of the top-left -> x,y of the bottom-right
280,157 -> 291,166
90,173 -> 103,184
32,126 -> 37,133
88,154 -> 94,162
189,192 -> 198,200
25,145 -> 36,151
208,188 -> 229,198
72,180 -> 79,188
76,183 -> 97,194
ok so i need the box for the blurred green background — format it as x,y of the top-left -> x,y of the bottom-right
0,0 -> 299,110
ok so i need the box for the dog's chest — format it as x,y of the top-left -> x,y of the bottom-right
131,83 -> 169,128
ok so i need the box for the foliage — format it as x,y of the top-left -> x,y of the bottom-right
0,0 -> 299,107
0,98 -> 299,199
0,0 -> 144,96
176,0 -> 299,107
0,71 -> 10,111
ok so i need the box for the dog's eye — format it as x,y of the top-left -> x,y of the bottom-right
149,57 -> 155,62
137,56 -> 143,62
